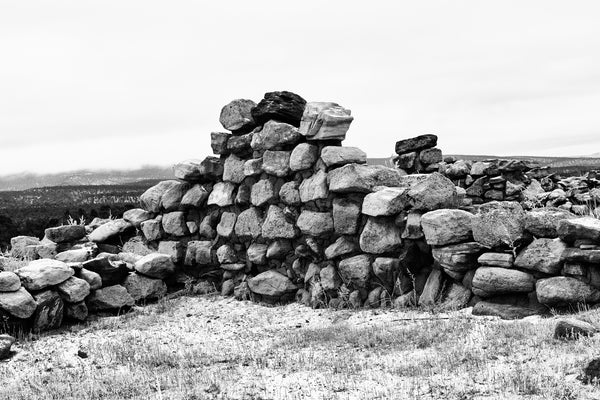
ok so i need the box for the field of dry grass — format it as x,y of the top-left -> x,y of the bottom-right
1,294 -> 600,399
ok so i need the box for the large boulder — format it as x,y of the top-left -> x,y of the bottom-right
421,209 -> 474,246
320,146 -> 366,168
31,290 -> 64,332
359,217 -> 402,254
251,91 -> 307,127
297,211 -> 334,237
558,217 -> 600,243
514,238 -> 567,274
361,188 -> 407,217
406,173 -> 458,211
395,134 -> 437,155
56,276 -> 91,303
140,180 -> 180,212
432,242 -> 483,280
124,273 -> 167,302
536,277 -> 600,305
219,99 -> 256,132
248,270 -> 298,299
44,225 -> 86,243
338,255 -> 371,288
86,285 -> 135,311
0,287 -> 37,318
88,219 -> 133,243
328,164 -> 405,193
299,102 -> 353,141
251,120 -> 301,150
16,259 -> 74,291
262,205 -> 296,239
472,201 -> 526,248
299,170 -> 329,203
524,208 -> 576,238
471,267 -> 535,297
134,254 -> 175,279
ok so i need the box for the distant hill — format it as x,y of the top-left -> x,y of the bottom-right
0,166 -> 173,191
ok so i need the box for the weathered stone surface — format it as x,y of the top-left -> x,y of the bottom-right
87,285 -> 134,311
216,212 -> 237,239
338,255 -> 371,288
216,244 -> 237,264
207,182 -> 236,207
333,198 -> 361,235
279,181 -> 301,206
157,241 -> 185,263
10,236 -> 40,259
161,212 -> 189,237
196,157 -> 224,181
140,219 -> 163,242
56,276 -> 91,303
180,184 -> 210,208
406,172 -> 458,211
320,146 -> 366,168
0,288 -> 36,319
226,132 -> 253,154
562,248 -> 600,264
471,267 -> 535,297
44,225 -> 86,243
247,243 -> 268,264
65,302 -> 88,321
440,283 -> 472,310
558,217 -> 600,243
297,210 -> 334,237
536,277 -> 600,305
372,257 -> 398,287
359,217 -> 402,254
402,211 -> 424,239
421,209 -> 474,246
524,207 -> 576,238
329,164 -> 405,193
262,150 -> 291,177
235,207 -> 264,239
160,181 -> 189,212
299,170 -> 328,202
362,188 -> 407,217
432,242 -> 483,280
79,268 -> 102,290
140,180 -> 179,212
184,241 -> 214,266
174,159 -> 213,181
248,270 -> 298,298
124,273 -> 167,302
289,143 -> 318,171
472,201 -> 526,248
299,102 -> 353,141
134,253 -> 175,279
419,148 -> 442,165
251,120 -> 301,150
82,257 -> 129,286
445,160 -> 471,178
221,154 -> 245,184
210,132 -> 230,155
123,209 -> 152,227
320,265 -> 342,292
88,219 -> 133,243
32,290 -> 64,332
395,134 -> 437,155
251,91 -> 306,127
472,301 -> 542,320
262,205 -> 296,239
267,240 -> 292,259
0,271 -> 21,292
325,236 -> 358,259
514,238 -> 567,274
55,249 -> 91,263
16,259 -> 74,291
251,178 -> 277,206
554,318 -> 596,339
220,99 -> 256,131
478,252 -> 514,268
244,158 -> 263,176
419,269 -> 444,306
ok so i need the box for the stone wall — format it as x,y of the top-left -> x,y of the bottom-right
2,90 -> 600,334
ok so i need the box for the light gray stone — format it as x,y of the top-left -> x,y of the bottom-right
320,146 -> 367,168
328,164 -> 405,193
0,288 -> 37,319
297,210 -> 334,237
161,212 -> 188,237
0,272 -> 21,292
333,197 -> 361,235
251,120 -> 301,150
235,207 -> 264,239
56,276 -> 91,303
471,267 -> 535,297
87,285 -> 135,311
251,178 -> 277,207
421,209 -> 474,246
299,102 -> 353,141
207,182 -> 236,207
222,154 -> 246,184
325,236 -> 358,259
406,172 -> 458,211
140,180 -> 179,212
299,170 -> 329,203
248,270 -> 298,298
134,253 -> 175,279
338,255 -> 371,288
88,219 -> 133,242
359,217 -> 402,254
279,181 -> 301,206
180,184 -> 210,208
262,205 -> 296,239
262,150 -> 291,177
514,238 -> 567,274
362,187 -> 407,217
536,277 -> 600,305
219,99 -> 256,131
216,212 -> 237,238
472,201 -> 526,248
16,259 -> 74,291
289,143 -> 319,171
478,252 -> 514,268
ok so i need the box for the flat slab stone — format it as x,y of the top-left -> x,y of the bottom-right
395,134 -> 437,155
328,164 -> 405,193
320,146 -> 366,168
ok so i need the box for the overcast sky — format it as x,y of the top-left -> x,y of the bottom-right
2,0 -> 600,175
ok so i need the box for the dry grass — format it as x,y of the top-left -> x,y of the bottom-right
1,295 -> 600,399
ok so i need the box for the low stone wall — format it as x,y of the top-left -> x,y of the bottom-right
2,90 -> 600,334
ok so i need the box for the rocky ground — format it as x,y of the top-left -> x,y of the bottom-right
1,294 -> 600,400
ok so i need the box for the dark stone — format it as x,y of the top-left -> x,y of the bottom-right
32,290 -> 64,332
395,134 -> 438,155
198,157 -> 224,181
251,91 -> 307,127
82,257 -> 130,287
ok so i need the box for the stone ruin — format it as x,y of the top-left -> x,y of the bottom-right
2,90 -> 600,336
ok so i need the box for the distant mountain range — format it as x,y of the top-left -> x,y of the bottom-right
1,152 -> 599,191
